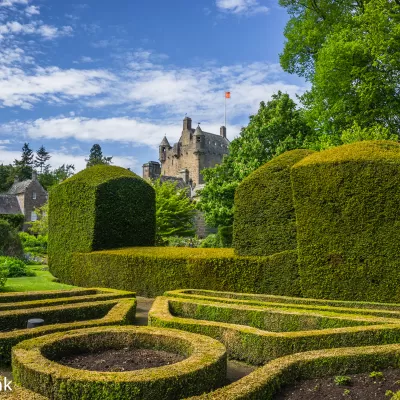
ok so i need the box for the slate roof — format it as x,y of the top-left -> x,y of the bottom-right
0,195 -> 21,214
160,175 -> 189,190
7,180 -> 32,195
160,136 -> 171,147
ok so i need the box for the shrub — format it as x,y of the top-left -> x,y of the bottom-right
19,232 -> 47,257
200,226 -> 233,248
72,247 -> 300,297
48,165 -> 156,283
200,234 -> 220,248
167,236 -> 202,247
233,149 -> 314,256
0,264 -> 7,289
334,375 -> 351,386
0,214 -> 24,231
291,141 -> 400,302
0,256 -> 34,277
0,219 -> 23,258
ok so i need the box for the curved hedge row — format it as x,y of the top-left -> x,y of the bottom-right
291,141 -> 400,302
149,289 -> 400,365
12,326 -> 227,400
0,288 -> 136,365
234,149 -> 314,256
71,247 -> 300,297
49,165 -> 156,283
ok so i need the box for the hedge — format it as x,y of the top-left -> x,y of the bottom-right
12,326 -> 227,400
149,290 -> 400,365
233,149 -> 314,256
0,219 -> 23,258
0,289 -> 136,365
291,141 -> 400,302
71,247 -> 300,297
48,165 -> 156,283
0,214 -> 25,230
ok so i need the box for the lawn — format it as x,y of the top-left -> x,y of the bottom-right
1,265 -> 75,292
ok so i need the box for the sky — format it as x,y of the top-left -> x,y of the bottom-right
0,0 -> 307,175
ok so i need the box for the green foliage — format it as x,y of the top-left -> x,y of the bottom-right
234,149 -> 314,256
0,256 -> 33,277
341,123 -> 398,145
167,236 -> 202,248
200,226 -> 232,248
34,145 -> 51,174
86,144 -> 113,167
19,232 -> 47,257
198,92 -> 314,227
49,165 -> 155,282
0,220 -> 23,258
200,233 -> 220,248
28,202 -> 48,236
334,375 -> 351,386
71,247 -> 300,297
13,143 -> 34,181
0,164 -> 15,192
0,264 -> 7,289
280,0 -> 400,140
0,214 -> 24,231
369,371 -> 384,380
152,179 -> 196,243
291,141 -> 400,302
38,164 -> 75,190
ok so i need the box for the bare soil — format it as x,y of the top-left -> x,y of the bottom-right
58,348 -> 185,372
275,368 -> 400,400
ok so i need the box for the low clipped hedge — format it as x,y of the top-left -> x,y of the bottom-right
12,326 -> 227,400
71,247 -> 300,297
149,290 -> 400,365
233,149 -> 314,256
291,141 -> 400,302
0,288 -> 136,365
49,165 -> 156,283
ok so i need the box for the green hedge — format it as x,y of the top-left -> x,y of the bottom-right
149,290 -> 400,365
0,214 -> 25,230
12,326 -> 227,400
291,141 -> 400,302
0,219 -> 23,258
233,149 -> 314,256
71,247 -> 300,297
48,165 -> 156,283
0,289 -> 136,366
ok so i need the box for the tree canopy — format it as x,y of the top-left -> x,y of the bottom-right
86,144 -> 113,167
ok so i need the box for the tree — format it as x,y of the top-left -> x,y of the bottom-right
152,179 -> 196,243
28,202 -> 49,236
0,164 -> 15,193
280,0 -> 400,139
198,92 -> 314,227
14,143 -> 34,181
34,146 -> 51,174
86,144 -> 113,167
38,164 -> 75,190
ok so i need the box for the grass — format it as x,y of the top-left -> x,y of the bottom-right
1,265 -> 75,292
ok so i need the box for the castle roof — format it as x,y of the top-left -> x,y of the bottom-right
160,136 -> 171,147
7,180 -> 33,195
194,125 -> 203,135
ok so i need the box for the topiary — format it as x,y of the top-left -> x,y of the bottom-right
233,149 -> 314,256
48,165 -> 156,283
0,219 -> 23,258
291,141 -> 400,302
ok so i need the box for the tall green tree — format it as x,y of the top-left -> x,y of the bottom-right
0,164 -> 15,192
34,146 -> 51,174
153,179 -> 196,243
280,0 -> 400,139
86,144 -> 113,167
14,143 -> 34,181
198,92 -> 314,227
38,164 -> 75,190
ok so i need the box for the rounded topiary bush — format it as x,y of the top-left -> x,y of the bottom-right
233,149 -> 314,256
291,141 -> 400,302
12,326 -> 227,400
0,219 -> 23,258
48,165 -> 156,283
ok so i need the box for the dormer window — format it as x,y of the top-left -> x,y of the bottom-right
196,137 -> 201,143
32,192 -> 36,200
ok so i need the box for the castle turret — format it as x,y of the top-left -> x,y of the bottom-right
220,126 -> 227,138
183,116 -> 192,131
159,135 -> 170,162
193,124 -> 204,151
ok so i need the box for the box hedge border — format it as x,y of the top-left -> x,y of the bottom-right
71,247 -> 300,297
12,326 -> 227,400
149,294 -> 400,365
0,296 -> 136,366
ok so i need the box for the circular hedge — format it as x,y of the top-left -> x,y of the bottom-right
233,149 -> 314,256
291,140 -> 400,302
48,165 -> 156,283
12,326 -> 227,400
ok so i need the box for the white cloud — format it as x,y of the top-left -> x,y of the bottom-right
25,5 -> 39,15
0,0 -> 28,7
216,0 -> 269,15
0,21 -> 73,40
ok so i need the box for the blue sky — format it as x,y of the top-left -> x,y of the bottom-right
0,0 -> 307,175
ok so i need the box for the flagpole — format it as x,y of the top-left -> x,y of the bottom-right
224,92 -> 227,128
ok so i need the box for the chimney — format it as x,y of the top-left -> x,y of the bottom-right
32,170 -> 37,181
220,126 -> 226,138
180,168 -> 189,184
183,117 -> 192,131
14,176 -> 18,183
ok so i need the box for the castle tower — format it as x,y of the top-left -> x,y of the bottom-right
159,135 -> 171,163
142,161 -> 161,180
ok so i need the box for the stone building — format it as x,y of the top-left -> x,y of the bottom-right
0,171 -> 48,231
142,116 -> 229,238
143,116 -> 229,186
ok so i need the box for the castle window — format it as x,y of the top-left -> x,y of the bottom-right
32,192 -> 36,200
196,137 -> 201,143
31,211 -> 37,222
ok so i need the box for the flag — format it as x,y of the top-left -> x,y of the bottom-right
225,91 -> 231,99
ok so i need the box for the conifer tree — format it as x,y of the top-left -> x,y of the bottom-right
86,144 -> 113,167
34,145 -> 51,174
14,143 -> 34,181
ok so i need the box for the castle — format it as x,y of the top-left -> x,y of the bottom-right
142,116 -> 229,188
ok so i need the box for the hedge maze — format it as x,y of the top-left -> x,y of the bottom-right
0,288 -> 136,365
